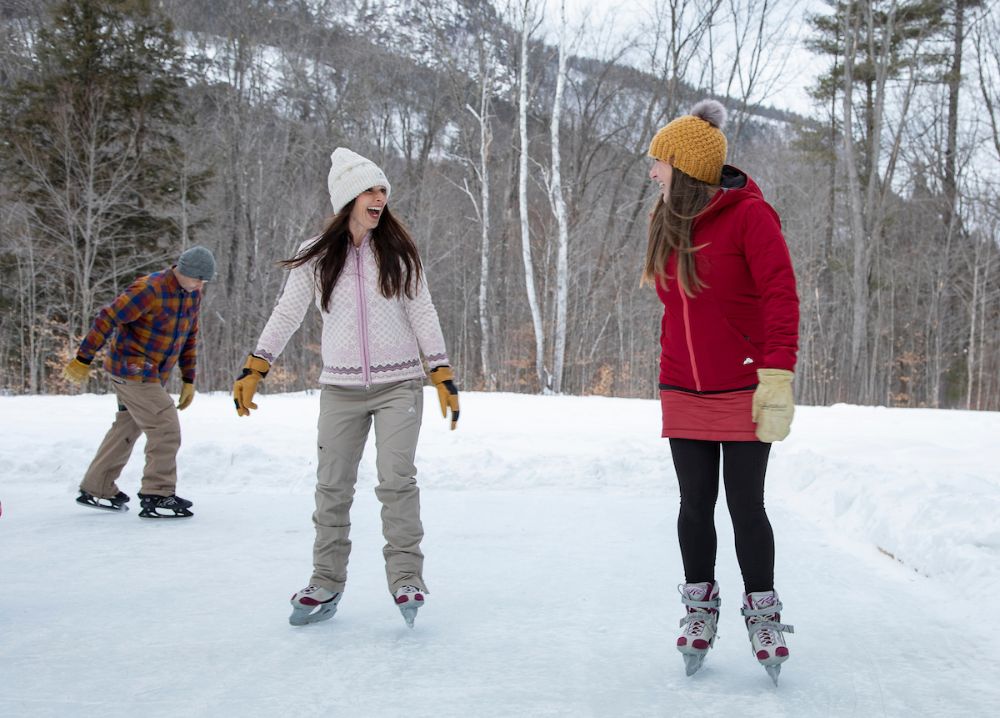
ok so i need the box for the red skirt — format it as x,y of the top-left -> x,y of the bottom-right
660,388 -> 758,441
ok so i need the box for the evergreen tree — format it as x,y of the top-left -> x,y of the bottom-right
1,0 -> 204,340
807,0 -> 947,182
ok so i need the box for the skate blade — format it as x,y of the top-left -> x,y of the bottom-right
682,653 -> 707,676
138,509 -> 193,519
289,603 -> 338,626
399,606 -> 419,628
764,664 -> 781,686
77,500 -> 129,512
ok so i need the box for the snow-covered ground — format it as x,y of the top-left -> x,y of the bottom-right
2,390 -> 998,717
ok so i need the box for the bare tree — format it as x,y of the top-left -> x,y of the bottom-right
839,0 -> 930,402
707,0 -> 803,151
516,0 -> 546,390
546,0 -> 570,393
458,48 -> 499,391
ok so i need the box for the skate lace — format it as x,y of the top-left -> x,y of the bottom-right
680,606 -> 718,635
747,614 -> 778,646
686,614 -> 707,636
744,609 -> 794,642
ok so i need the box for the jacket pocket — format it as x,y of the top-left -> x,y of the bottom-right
720,317 -> 762,368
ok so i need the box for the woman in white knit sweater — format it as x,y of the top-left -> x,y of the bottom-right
232,148 -> 459,629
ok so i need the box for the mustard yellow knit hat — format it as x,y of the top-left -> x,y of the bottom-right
648,99 -> 728,185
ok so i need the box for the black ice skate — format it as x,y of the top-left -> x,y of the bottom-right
76,490 -> 130,512
137,493 -> 193,519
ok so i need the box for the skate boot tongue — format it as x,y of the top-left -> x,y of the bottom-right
681,582 -> 713,602
746,590 -> 778,611
678,581 -> 720,614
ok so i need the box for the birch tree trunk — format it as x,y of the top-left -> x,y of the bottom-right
548,0 -> 569,394
472,54 -> 496,390
518,0 -> 546,390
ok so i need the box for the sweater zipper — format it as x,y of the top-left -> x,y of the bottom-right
354,243 -> 372,388
677,282 -> 702,392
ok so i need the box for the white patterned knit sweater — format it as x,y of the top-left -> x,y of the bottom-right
254,234 -> 450,386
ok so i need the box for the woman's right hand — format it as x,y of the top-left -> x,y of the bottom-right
233,355 -> 271,416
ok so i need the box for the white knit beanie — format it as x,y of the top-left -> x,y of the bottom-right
327,147 -> 391,214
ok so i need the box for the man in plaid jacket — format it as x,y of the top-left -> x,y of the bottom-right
63,246 -> 216,519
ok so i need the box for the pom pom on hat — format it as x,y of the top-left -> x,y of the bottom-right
327,148 -> 391,214
648,99 -> 728,185
689,99 -> 727,130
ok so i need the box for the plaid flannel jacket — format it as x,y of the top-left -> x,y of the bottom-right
77,268 -> 202,385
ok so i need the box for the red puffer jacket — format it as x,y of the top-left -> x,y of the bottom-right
656,166 -> 799,393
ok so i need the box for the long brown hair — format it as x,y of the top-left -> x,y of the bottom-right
642,168 -> 717,296
282,200 -> 423,311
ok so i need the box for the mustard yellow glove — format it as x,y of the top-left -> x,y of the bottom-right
177,381 -> 195,410
429,365 -> 460,430
62,357 -> 92,384
233,355 -> 270,417
752,368 -> 795,443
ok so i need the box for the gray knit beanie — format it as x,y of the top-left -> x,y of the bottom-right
177,245 -> 217,281
327,148 -> 391,214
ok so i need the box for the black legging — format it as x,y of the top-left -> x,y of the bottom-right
669,438 -> 775,594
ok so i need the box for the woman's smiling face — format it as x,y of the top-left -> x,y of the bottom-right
649,159 -> 673,201
349,186 -> 388,234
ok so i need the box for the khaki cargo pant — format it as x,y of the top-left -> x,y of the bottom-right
311,379 -> 426,595
79,379 -> 181,498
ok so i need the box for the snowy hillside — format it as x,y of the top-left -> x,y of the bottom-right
1,391 -> 998,717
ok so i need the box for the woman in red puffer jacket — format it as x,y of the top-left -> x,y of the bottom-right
644,99 -> 799,684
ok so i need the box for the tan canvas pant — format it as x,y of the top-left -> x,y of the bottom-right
311,379 -> 426,595
79,379 -> 181,498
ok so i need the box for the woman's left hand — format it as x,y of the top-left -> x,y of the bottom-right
429,366 -> 460,430
752,368 -> 794,442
